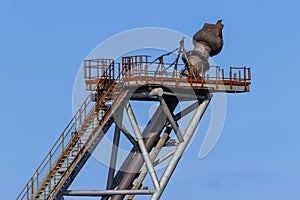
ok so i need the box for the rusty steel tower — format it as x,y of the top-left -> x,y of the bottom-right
17,21 -> 251,200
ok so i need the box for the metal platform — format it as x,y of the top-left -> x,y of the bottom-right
85,55 -> 250,94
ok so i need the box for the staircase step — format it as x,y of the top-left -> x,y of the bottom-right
57,170 -> 65,175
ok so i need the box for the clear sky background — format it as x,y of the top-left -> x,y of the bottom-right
1,0 -> 300,199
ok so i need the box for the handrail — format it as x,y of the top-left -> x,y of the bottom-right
120,67 -> 250,81
84,56 -> 251,89
17,57 -> 126,200
117,55 -> 251,86
17,72 -> 115,200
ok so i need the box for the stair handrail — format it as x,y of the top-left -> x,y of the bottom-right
16,76 -> 115,200
17,59 -> 126,200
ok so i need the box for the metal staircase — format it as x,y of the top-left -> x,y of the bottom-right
16,61 -> 124,200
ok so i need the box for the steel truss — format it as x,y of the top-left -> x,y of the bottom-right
61,88 -> 211,200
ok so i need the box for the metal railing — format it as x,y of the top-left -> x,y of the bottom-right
17,98 -> 88,199
17,87 -> 100,200
17,63 -> 120,199
18,56 -> 129,200
84,59 -> 120,81
119,55 -> 251,90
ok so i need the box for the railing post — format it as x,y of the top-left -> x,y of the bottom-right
244,66 -> 247,90
136,57 -> 138,84
36,169 -> 39,187
122,57 -> 124,79
113,61 -> 115,80
145,63 -> 148,84
230,66 -> 233,89
140,55 -> 143,77
128,57 -> 131,78
79,107 -> 82,127
248,67 -> 251,80
49,151 -> 52,168
62,133 -> 64,150
102,60 -> 105,78
31,177 -> 34,196
27,184 -> 30,200
233,73 -> 237,81
216,66 -> 220,89
111,61 -> 114,80
89,61 -> 92,81
118,63 -> 121,80
84,101 -> 87,119
84,60 -> 86,79
222,69 -> 224,81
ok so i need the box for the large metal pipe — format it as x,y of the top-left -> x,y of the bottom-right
181,20 -> 224,77
106,109 -> 123,190
106,97 -> 178,200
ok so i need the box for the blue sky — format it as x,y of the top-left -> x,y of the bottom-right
1,0 -> 300,199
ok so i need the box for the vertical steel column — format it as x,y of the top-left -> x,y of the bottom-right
107,108 -> 124,190
151,98 -> 211,200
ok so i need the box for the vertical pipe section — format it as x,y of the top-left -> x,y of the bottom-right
151,98 -> 211,200
109,97 -> 178,200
